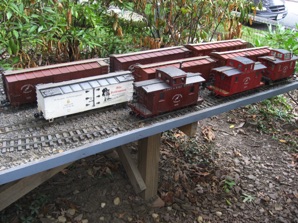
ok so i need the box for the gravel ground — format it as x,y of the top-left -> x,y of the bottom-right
1,100 -> 297,223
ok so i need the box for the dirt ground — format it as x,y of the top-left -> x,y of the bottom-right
1,93 -> 298,223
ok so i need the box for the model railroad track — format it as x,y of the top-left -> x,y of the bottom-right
0,105 -> 128,134
139,78 -> 296,125
0,122 -> 133,153
0,79 -> 295,153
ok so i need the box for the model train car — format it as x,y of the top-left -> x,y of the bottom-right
128,67 -> 205,118
210,46 -> 271,66
1,58 -> 109,106
258,49 -> 298,82
132,56 -> 216,82
35,71 -> 134,121
2,39 -> 249,107
33,47 -> 297,120
207,57 -> 266,96
185,39 -> 248,57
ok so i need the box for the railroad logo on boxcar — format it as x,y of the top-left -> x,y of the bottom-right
21,84 -> 35,94
243,77 -> 251,88
282,66 -> 288,74
172,94 -> 183,104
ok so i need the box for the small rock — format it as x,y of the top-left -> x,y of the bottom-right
151,196 -> 165,208
152,213 -> 159,219
82,220 -> 88,223
114,197 -> 121,205
99,216 -> 105,221
101,202 -> 106,208
58,216 -> 67,223
73,190 -> 80,195
215,211 -> 222,217
197,216 -> 204,222
74,214 -> 83,222
66,209 -> 76,216
275,204 -> 283,211
167,206 -> 172,211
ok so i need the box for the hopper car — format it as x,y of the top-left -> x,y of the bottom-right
1,58 -> 109,106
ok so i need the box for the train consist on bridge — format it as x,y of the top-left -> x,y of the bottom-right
0,39 -> 297,120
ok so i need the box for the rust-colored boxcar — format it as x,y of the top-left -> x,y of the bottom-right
258,49 -> 298,82
208,57 -> 266,96
185,39 -> 248,57
210,46 -> 271,66
2,58 -> 109,106
129,67 -> 205,118
109,46 -> 191,72
133,56 -> 216,82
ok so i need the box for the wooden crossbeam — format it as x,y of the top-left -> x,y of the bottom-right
116,146 -> 146,194
0,163 -> 71,211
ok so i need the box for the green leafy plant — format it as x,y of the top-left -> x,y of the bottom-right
223,179 -> 236,193
242,193 -> 254,203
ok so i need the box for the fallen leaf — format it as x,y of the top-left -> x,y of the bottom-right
174,171 -> 180,181
87,168 -> 94,177
201,126 -> 215,142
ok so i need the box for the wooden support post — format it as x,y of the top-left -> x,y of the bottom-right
178,122 -> 198,137
0,163 -> 71,211
138,133 -> 161,200
116,146 -> 146,194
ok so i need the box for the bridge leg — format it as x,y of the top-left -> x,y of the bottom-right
138,133 -> 161,200
178,122 -> 198,137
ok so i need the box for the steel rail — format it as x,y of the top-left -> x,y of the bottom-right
0,80 -> 297,185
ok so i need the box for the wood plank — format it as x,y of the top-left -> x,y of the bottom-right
0,163 -> 71,211
178,122 -> 198,137
138,134 -> 161,200
116,147 -> 146,194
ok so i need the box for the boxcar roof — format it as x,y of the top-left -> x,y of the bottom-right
36,71 -> 133,90
4,59 -> 108,83
185,39 -> 247,50
110,46 -> 190,59
210,46 -> 270,59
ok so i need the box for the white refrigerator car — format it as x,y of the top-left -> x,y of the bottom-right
36,71 -> 134,121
